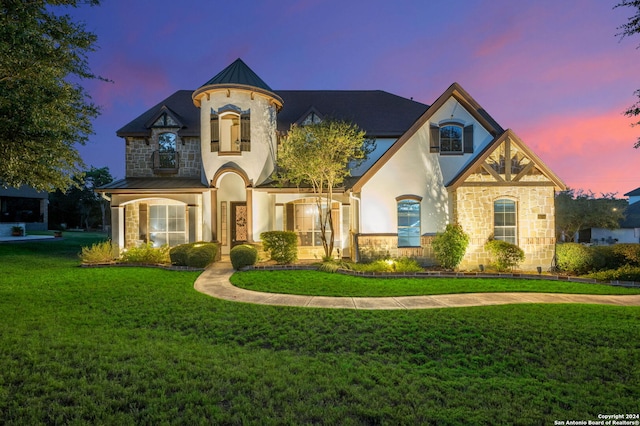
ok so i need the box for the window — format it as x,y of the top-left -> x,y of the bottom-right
211,108 -> 250,152
440,125 -> 463,153
397,199 -> 420,247
285,199 -> 340,247
494,199 -> 516,244
149,205 -> 186,247
157,132 -> 177,169
430,123 -> 474,154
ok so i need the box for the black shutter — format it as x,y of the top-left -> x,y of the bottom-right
211,115 -> 219,143
464,124 -> 474,153
429,124 -> 440,153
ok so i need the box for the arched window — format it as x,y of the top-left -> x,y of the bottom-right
211,108 -> 251,153
440,125 -> 463,153
494,199 -> 517,244
397,199 -> 421,247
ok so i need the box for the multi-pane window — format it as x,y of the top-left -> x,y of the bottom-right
397,199 -> 420,247
285,199 -> 339,247
440,125 -> 463,153
149,205 -> 186,247
494,199 -> 517,244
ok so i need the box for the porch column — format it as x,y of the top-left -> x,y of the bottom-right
188,205 -> 197,243
111,205 -> 124,257
246,187 -> 253,242
210,189 -> 217,241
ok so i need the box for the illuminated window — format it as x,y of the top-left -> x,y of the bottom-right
397,199 -> 420,247
149,205 -> 186,247
211,109 -> 250,152
430,123 -> 473,154
285,199 -> 340,247
494,199 -> 517,245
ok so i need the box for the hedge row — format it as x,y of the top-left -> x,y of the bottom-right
556,243 -> 640,275
169,242 -> 219,268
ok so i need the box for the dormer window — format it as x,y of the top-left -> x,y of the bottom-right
430,123 -> 474,155
211,107 -> 250,153
153,132 -> 179,172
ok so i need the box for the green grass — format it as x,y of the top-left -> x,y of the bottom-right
0,234 -> 638,424
230,269 -> 640,297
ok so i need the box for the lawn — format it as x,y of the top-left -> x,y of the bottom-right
230,269 -> 640,297
0,234 -> 638,424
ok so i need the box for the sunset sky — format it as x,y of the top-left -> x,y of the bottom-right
68,0 -> 640,197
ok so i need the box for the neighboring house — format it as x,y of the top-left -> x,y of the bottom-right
580,187 -> 640,244
98,59 -> 565,270
0,186 -> 48,235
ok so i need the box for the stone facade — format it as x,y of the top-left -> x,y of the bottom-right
356,234 -> 438,265
125,130 -> 201,178
124,202 -> 140,247
453,185 -> 556,271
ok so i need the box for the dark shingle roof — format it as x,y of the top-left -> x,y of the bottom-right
276,90 -> 428,137
116,90 -> 200,138
200,58 -> 273,91
116,90 -> 429,139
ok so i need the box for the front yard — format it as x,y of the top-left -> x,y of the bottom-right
0,234 -> 638,424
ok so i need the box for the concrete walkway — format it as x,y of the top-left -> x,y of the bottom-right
194,262 -> 640,310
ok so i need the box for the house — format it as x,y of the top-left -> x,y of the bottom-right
579,187 -> 640,244
98,59 -> 565,270
0,186 -> 48,236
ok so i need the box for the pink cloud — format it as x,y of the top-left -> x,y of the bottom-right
516,106 -> 640,196
88,53 -> 173,111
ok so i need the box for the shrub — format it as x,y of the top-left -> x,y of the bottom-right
80,240 -> 116,264
230,244 -> 258,270
556,243 -> 604,274
485,239 -> 525,271
611,243 -> 640,266
592,245 -> 622,270
186,243 -> 218,268
169,243 -> 193,266
120,243 -> 170,264
351,257 -> 423,273
260,231 -> 298,264
585,265 -> 640,282
358,246 -> 391,263
432,224 -> 470,270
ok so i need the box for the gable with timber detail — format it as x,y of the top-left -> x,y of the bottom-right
449,129 -> 565,189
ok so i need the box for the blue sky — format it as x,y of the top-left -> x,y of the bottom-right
68,0 -> 640,196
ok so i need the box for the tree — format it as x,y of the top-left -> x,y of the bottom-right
278,120 -> 372,260
0,0 -> 103,191
615,0 -> 640,147
49,166 -> 113,230
555,189 -> 627,242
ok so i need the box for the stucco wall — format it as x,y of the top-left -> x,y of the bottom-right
198,90 -> 278,186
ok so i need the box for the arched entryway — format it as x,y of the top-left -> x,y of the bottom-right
212,166 -> 252,254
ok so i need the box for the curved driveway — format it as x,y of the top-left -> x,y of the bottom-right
194,262 -> 640,310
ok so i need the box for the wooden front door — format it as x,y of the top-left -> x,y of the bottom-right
230,202 -> 248,247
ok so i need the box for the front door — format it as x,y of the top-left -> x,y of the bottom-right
230,202 -> 248,247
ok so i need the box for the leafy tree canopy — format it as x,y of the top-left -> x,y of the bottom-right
278,120 -> 372,259
555,189 -> 627,242
0,0 -> 103,191
615,0 -> 640,147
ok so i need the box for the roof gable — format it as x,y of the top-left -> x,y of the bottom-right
352,82 -> 504,191
447,129 -> 566,190
144,105 -> 184,129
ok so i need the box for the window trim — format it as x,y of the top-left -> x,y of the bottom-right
397,198 -> 421,248
493,198 -> 517,245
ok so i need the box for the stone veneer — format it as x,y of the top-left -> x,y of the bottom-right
355,185 -> 556,271
453,185 -> 556,271
124,202 -> 140,248
125,129 -> 201,178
